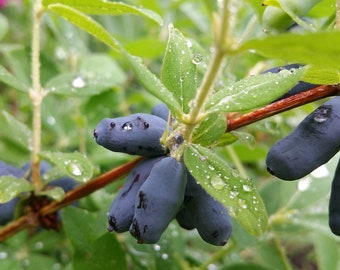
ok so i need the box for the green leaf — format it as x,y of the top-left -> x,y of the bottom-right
73,234 -> 128,270
123,52 -> 183,117
285,166 -> 332,210
312,233 -> 340,270
238,31 -> 340,69
262,0 -> 280,7
2,111 -> 32,149
184,144 -> 268,236
192,112 -> 227,146
285,212 -> 330,235
61,207 -> 107,249
40,151 -> 93,182
231,131 -> 256,150
36,186 -> 65,202
215,133 -> 239,147
43,0 -> 162,25
0,64 -> 29,92
62,207 -> 127,269
256,240 -> 293,270
0,13 -> 8,41
302,66 -> 340,84
0,176 -> 34,203
262,0 -> 322,33
47,4 -> 120,51
206,67 -> 304,113
161,26 -> 199,113
45,54 -> 126,96
47,3 -> 182,116
124,38 -> 166,58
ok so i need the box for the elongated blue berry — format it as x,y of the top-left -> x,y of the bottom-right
130,157 -> 186,244
94,113 -> 168,157
267,97 -> 340,180
107,157 -> 164,233
177,172 -> 232,246
329,157 -> 340,235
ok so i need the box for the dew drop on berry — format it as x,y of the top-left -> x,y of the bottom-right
122,122 -> 133,130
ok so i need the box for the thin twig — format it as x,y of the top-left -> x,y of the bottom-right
0,216 -> 31,242
30,0 -> 44,190
226,84 -> 340,131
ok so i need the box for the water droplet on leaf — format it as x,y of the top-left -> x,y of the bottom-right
242,184 -> 252,192
67,163 -> 82,176
211,177 -> 225,190
192,53 -> 202,64
208,165 -> 215,171
72,76 -> 86,88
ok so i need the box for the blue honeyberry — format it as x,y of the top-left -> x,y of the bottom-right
94,113 -> 168,157
266,97 -> 340,180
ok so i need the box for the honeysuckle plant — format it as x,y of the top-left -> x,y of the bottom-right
0,0 -> 340,269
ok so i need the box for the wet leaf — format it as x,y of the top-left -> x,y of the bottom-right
161,26 -> 199,113
123,52 -> 183,118
40,152 -> 93,182
47,4 -> 120,51
45,54 -> 126,96
184,144 -> 268,236
192,112 -> 227,146
43,0 -> 162,25
215,132 -> 239,147
206,67 -> 304,113
0,176 -> 34,203
47,1 -> 182,117
36,186 -> 65,202
231,131 -> 256,150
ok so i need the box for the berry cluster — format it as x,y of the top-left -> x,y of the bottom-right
93,106 -> 233,246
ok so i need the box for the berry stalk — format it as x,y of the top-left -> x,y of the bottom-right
30,0 -> 45,190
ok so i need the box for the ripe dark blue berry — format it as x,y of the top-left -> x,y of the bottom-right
0,161 -> 25,225
94,113 -> 168,157
266,97 -> 340,180
151,103 -> 170,121
329,158 -> 340,235
176,172 -> 232,246
107,157 -> 164,233
129,157 -> 186,244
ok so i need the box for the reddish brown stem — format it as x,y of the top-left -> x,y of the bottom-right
0,157 -> 142,242
0,216 -> 31,241
40,157 -> 142,216
227,84 -> 340,131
